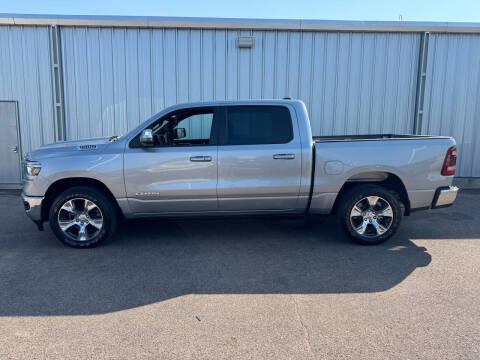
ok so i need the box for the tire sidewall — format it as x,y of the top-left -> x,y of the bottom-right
339,185 -> 402,245
49,187 -> 116,248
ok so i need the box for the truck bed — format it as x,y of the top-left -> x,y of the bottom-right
313,134 -> 450,142
308,134 -> 456,214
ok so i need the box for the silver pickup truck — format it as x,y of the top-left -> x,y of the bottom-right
22,100 -> 458,248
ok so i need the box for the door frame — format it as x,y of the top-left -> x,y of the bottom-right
0,100 -> 23,186
124,106 -> 222,214
215,104 -> 303,212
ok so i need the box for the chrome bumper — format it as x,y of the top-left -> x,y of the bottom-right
432,186 -> 459,208
21,193 -> 44,223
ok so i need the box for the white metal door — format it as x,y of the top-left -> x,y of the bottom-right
0,102 -> 22,184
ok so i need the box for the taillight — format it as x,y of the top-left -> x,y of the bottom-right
441,146 -> 457,176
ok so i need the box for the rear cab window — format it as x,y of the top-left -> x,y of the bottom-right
224,106 -> 293,145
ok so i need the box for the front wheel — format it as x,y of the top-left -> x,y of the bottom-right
337,184 -> 402,245
49,186 -> 118,248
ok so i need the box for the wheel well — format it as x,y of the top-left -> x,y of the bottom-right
332,172 -> 411,216
41,177 -> 122,221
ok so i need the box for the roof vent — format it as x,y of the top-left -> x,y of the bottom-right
237,36 -> 254,48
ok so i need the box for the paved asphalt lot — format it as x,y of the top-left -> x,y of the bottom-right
0,190 -> 479,359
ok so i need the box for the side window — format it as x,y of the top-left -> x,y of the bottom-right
131,108 -> 215,147
225,106 -> 293,145
175,113 -> 213,142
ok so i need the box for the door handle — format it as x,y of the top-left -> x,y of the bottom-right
273,153 -> 295,160
11,145 -> 18,153
190,155 -> 212,162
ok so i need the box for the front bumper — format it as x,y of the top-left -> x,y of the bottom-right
22,193 -> 44,225
432,186 -> 459,209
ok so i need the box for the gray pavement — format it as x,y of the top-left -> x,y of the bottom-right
0,189 -> 479,359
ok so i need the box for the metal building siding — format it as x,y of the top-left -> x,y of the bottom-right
60,27 -> 420,139
312,32 -> 421,136
0,25 -> 54,154
422,34 -> 480,177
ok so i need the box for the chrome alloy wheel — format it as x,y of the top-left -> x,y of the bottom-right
57,198 -> 104,241
349,196 -> 394,237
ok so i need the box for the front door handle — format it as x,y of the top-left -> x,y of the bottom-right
11,145 -> 18,153
273,153 -> 295,160
190,155 -> 212,162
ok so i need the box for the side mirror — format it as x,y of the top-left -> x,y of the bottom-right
140,129 -> 154,146
174,127 -> 186,139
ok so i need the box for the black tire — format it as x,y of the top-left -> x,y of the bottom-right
337,184 -> 402,245
49,186 -> 118,248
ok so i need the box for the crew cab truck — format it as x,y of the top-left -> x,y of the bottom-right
22,100 -> 458,248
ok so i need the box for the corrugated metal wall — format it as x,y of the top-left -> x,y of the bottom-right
0,26 -> 55,153
422,34 -> 480,177
60,27 -> 420,140
1,23 -> 478,178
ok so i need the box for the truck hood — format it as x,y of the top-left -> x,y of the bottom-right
26,137 -> 113,161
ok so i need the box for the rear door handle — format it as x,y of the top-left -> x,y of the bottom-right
273,153 -> 295,160
190,155 -> 212,162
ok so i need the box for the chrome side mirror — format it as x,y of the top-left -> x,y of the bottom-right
140,129 -> 154,146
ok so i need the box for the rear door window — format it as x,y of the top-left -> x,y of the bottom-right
225,106 -> 293,145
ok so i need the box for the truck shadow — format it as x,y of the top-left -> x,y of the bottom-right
1,211 -> 433,316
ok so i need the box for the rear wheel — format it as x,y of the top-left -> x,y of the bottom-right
49,186 -> 118,248
337,184 -> 402,245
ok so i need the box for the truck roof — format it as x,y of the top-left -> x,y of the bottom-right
130,99 -> 306,139
163,99 -> 305,109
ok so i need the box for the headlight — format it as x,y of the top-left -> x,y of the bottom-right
24,162 -> 42,177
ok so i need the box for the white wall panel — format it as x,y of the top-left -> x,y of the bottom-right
2,21 -> 480,179
422,34 -> 480,177
202,30 -> 215,101
0,26 -> 54,154
138,29 -> 153,122
60,27 -> 420,141
111,28 -> 128,134
98,28 -> 115,136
